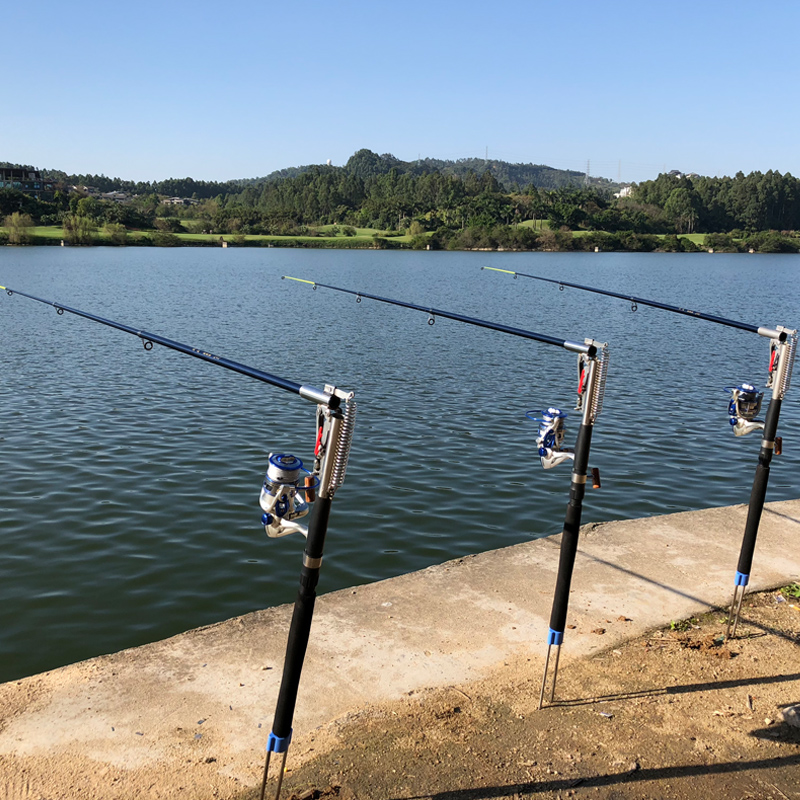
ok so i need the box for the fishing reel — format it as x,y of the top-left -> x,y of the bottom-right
725,383 -> 764,437
259,453 -> 317,538
259,386 -> 356,538
527,408 -> 574,469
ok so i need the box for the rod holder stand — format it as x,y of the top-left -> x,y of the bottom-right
259,748 -> 290,800
725,572 -> 749,640
538,629 -> 564,709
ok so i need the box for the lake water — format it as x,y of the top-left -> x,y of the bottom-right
0,247 -> 798,682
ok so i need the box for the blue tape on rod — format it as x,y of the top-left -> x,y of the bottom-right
547,628 -> 564,646
267,730 -> 293,753
735,571 -> 750,587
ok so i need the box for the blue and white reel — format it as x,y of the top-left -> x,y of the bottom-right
725,383 -> 764,437
527,407 -> 575,469
259,453 -> 316,538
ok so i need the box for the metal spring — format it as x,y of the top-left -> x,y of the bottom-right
329,400 -> 356,495
777,331 -> 797,399
590,344 -> 610,422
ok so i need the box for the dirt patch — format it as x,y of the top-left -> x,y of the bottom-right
259,590 -> 800,800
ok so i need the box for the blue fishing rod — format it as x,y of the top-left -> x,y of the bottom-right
0,285 -> 357,800
483,267 -> 797,640
282,276 -> 610,709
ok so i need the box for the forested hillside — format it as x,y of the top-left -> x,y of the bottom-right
3,151 -> 800,252
33,149 -> 603,199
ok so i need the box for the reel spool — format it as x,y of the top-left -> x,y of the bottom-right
527,407 -> 575,469
725,383 -> 764,437
258,387 -> 355,540
259,453 -> 316,538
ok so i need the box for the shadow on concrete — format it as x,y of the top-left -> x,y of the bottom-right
763,507 -> 800,526
548,533 -> 799,646
394,753 -> 800,800
551,539 -> 719,610
551,671 -> 800,708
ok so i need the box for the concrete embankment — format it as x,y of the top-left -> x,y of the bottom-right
0,499 -> 798,797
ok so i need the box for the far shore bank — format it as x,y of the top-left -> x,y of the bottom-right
3,225 -> 799,253
0,238 -> 791,254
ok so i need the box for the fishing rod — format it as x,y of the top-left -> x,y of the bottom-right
0,285 -> 337,407
258,387 -> 356,800
282,276 -> 610,709
0,285 -> 357,800
481,266 -> 783,337
483,266 -> 798,640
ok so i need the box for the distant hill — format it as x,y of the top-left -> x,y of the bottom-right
246,149 -> 618,192
15,150 -> 617,198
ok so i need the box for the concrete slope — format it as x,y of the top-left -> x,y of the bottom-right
0,499 -> 798,794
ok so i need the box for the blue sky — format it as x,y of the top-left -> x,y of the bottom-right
4,0 -> 798,184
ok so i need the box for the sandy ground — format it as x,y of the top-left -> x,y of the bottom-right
263,589 -> 800,800
1,589 -> 799,799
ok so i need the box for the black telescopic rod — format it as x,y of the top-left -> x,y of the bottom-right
725,394 -> 782,640
281,277 -> 594,355
538,421 -> 592,708
259,399 -> 355,800
481,267 -> 784,339
1,286 -> 337,408
260,496 -> 333,800
537,347 -> 608,709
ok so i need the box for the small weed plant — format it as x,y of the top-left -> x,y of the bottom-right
779,582 -> 800,600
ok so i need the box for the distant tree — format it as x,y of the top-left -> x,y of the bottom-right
152,231 -> 181,247
62,214 -> 95,245
3,211 -> 34,244
742,231 -> 800,253
548,202 -> 585,230
154,217 -> 186,233
704,232 -> 742,252
103,222 -> 128,245
77,196 -> 101,221
664,187 -> 700,233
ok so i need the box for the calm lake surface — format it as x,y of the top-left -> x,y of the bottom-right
0,248 -> 798,682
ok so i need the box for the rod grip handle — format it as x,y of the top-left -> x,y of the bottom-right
591,467 -> 601,489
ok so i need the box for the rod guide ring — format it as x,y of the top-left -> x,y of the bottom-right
142,339 -> 154,351
56,307 -> 64,315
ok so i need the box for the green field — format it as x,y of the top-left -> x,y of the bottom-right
0,225 -> 416,248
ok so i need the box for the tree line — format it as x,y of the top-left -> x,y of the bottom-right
3,150 -> 800,252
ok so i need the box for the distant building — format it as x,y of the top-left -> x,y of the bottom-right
100,190 -> 130,203
161,196 -> 199,206
0,168 -> 55,199
614,185 -> 634,199
71,185 -> 102,197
